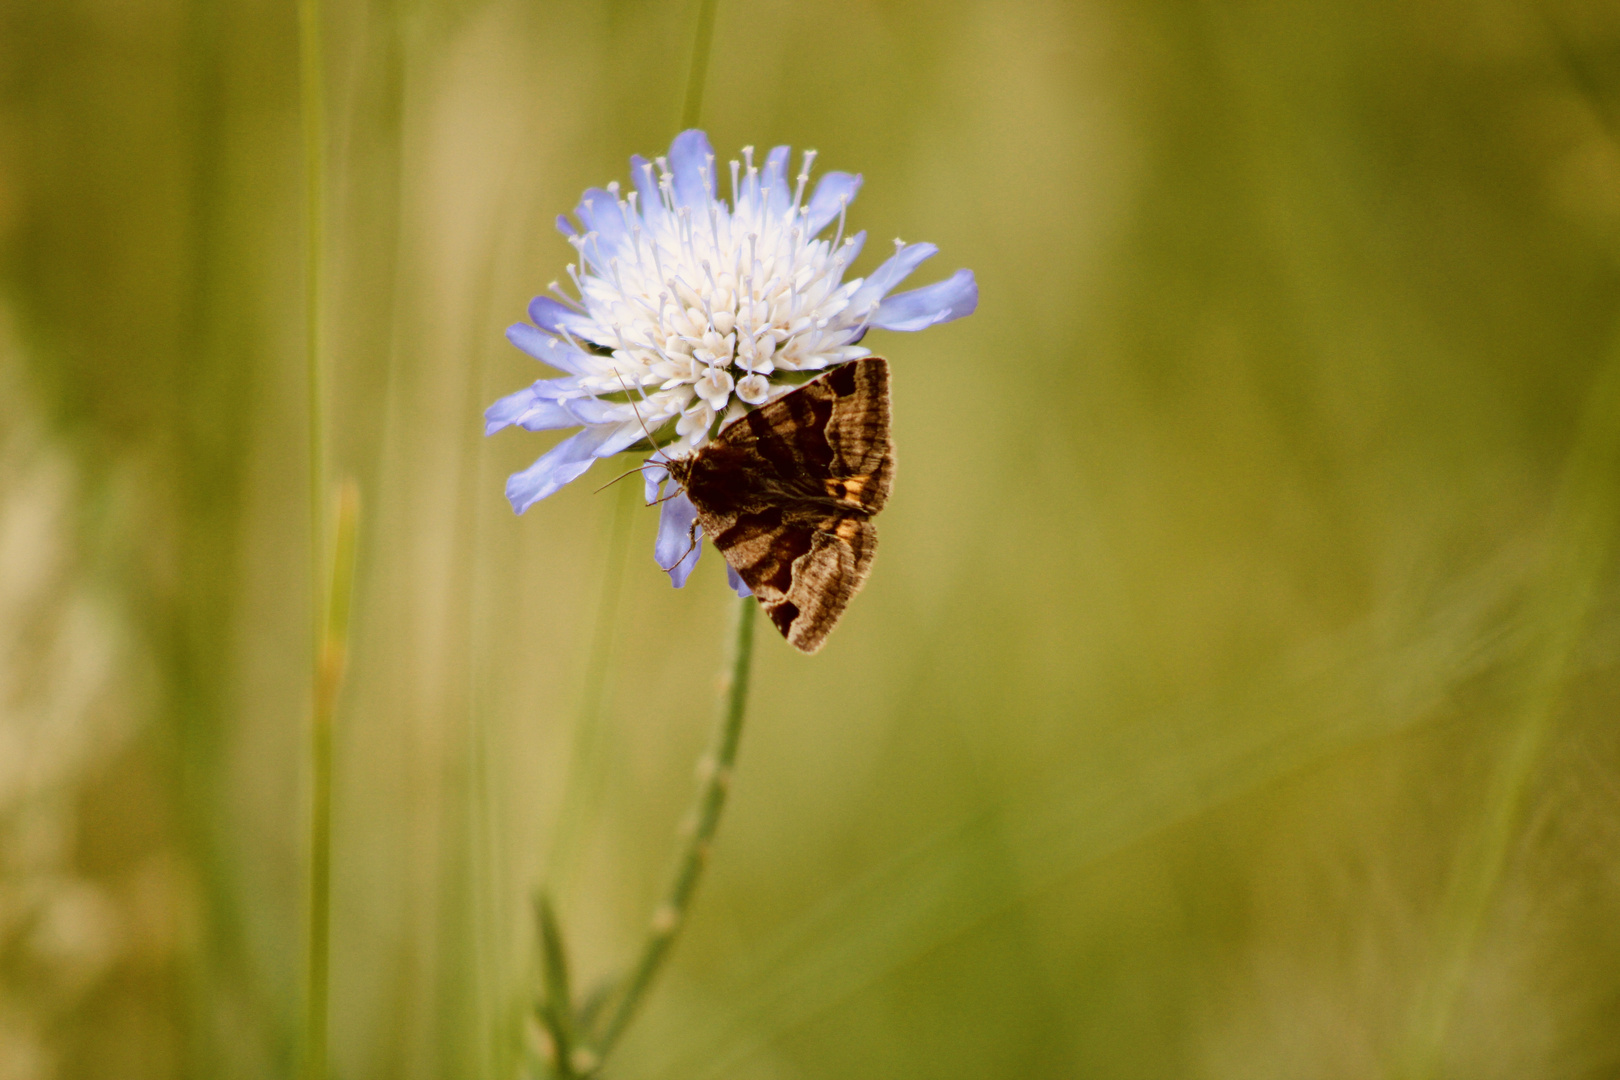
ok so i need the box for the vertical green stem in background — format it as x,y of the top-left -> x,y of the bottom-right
590,598 -> 757,1068
297,0 -> 329,1072
304,482 -> 359,1080
536,895 -> 581,1080
680,0 -> 719,130
545,481 -> 639,892
1404,327 -> 1620,1079
298,0 -> 326,596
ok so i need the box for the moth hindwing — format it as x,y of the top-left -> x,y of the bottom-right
665,357 -> 894,654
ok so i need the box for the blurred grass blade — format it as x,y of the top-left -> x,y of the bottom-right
320,482 -> 362,690
305,480 -> 358,1080
297,0 -> 327,644
545,481 -> 637,892
1404,321 -> 1620,1078
297,0 -> 330,1070
680,0 -> 720,130
536,893 -> 580,1079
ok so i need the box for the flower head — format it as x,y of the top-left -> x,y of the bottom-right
486,129 -> 976,587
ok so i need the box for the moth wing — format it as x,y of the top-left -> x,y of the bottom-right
695,358 -> 893,653
715,358 -> 894,513
819,358 -> 894,514
759,514 -> 876,655
703,505 -> 875,655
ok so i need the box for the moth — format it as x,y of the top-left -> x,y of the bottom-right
665,357 -> 894,654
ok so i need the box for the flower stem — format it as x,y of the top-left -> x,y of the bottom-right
297,0 -> 331,1074
591,597 -> 757,1065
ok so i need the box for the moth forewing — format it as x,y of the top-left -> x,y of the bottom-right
668,357 -> 895,654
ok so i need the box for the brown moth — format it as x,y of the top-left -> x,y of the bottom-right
664,357 -> 894,654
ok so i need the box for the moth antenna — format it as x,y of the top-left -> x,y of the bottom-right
610,365 -> 662,450
591,460 -> 668,496
599,368 -> 683,504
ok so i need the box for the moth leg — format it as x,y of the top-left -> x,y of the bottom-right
658,518 -> 702,574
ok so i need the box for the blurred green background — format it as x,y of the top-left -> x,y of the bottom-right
3,0 -> 1620,1077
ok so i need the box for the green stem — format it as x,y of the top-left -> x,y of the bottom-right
536,895 -> 581,1080
298,0 -> 326,595
591,597 -> 757,1066
297,0 -> 328,1070
304,484 -> 357,1080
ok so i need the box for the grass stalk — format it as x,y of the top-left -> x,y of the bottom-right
297,0 -> 330,1071
544,481 -> 639,892
304,483 -> 358,1079
298,0 -> 326,597
536,895 -> 581,1080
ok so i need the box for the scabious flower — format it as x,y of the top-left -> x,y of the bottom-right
485,129 -> 976,588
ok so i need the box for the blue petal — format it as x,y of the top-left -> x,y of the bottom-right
761,145 -> 792,217
592,420 -> 648,459
525,376 -> 589,401
805,172 -> 862,234
726,562 -> 752,597
643,464 -> 668,504
656,490 -> 702,587
869,269 -> 978,332
575,187 -> 630,257
507,323 -> 592,375
669,129 -> 716,210
484,384 -> 580,436
849,242 -> 938,314
528,296 -> 597,340
629,154 -> 664,226
556,214 -> 578,237
563,397 -> 636,425
505,424 -> 618,513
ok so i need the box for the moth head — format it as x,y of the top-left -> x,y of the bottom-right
659,454 -> 693,487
